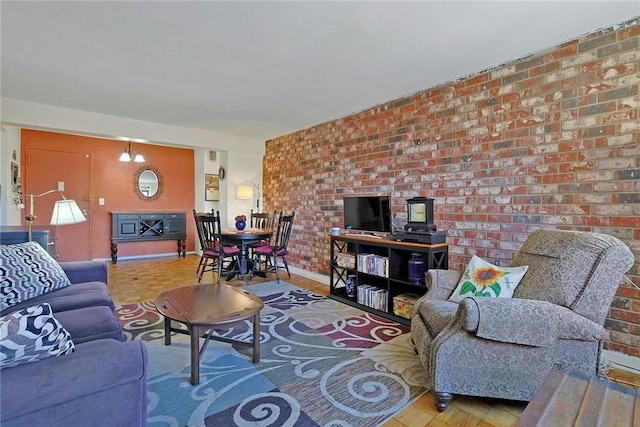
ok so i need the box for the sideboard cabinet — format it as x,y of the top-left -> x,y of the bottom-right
329,233 -> 448,326
110,212 -> 187,262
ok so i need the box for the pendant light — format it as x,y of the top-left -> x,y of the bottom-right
119,140 -> 145,163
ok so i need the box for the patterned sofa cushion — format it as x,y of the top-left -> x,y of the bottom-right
0,242 -> 71,312
0,303 -> 75,369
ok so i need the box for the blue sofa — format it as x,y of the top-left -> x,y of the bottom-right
0,260 -> 148,427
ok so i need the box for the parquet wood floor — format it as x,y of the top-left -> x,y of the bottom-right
107,255 -> 640,427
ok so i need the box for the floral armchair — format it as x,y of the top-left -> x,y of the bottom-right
410,229 -> 635,411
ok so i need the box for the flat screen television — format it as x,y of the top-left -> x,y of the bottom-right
343,196 -> 391,233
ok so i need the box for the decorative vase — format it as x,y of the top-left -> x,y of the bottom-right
346,275 -> 356,298
408,252 -> 425,285
235,220 -> 246,231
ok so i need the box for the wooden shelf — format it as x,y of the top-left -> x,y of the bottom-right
329,233 -> 448,327
328,289 -> 412,326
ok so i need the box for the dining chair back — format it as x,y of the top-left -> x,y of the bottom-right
251,211 -> 295,283
249,209 -> 277,251
193,209 -> 212,276
273,211 -> 295,254
250,209 -> 277,230
192,209 -> 240,284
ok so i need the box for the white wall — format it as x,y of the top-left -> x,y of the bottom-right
226,152 -> 263,226
195,148 -> 224,217
1,98 -> 265,227
0,126 -> 23,225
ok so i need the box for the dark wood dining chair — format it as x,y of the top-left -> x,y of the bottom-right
249,209 -> 277,254
192,209 -> 211,276
192,209 -> 240,284
251,211 -> 295,283
250,209 -> 277,230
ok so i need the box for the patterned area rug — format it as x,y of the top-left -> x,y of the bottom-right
115,281 -> 427,427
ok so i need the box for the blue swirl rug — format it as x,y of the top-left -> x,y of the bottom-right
116,281 -> 427,427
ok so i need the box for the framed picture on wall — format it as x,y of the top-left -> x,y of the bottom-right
205,174 -> 219,201
11,162 -> 20,193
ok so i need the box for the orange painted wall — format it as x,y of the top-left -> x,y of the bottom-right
21,129 -> 196,260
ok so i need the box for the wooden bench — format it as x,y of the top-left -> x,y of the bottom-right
515,367 -> 639,426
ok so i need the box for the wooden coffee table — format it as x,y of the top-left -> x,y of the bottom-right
154,284 -> 264,385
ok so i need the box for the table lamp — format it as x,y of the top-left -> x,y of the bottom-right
26,188 -> 86,242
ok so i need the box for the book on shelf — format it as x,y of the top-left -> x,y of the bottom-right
356,284 -> 388,313
356,253 -> 389,278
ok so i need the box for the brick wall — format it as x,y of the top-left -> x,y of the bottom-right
264,20 -> 640,356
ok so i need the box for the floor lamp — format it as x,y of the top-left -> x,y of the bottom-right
26,189 -> 86,242
236,181 -> 261,209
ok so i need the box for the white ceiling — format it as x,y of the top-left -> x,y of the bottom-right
1,1 -> 638,141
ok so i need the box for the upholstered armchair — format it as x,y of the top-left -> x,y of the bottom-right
410,229 -> 635,412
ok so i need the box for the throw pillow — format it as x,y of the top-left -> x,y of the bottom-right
0,303 -> 75,369
448,255 -> 529,303
0,241 -> 71,312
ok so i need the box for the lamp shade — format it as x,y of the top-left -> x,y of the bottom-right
119,151 -> 131,162
236,185 -> 254,200
50,199 -> 86,225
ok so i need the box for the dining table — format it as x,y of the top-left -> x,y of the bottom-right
221,227 -> 272,280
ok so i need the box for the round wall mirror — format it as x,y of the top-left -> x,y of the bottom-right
133,165 -> 163,201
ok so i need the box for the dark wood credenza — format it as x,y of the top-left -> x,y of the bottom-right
110,212 -> 187,262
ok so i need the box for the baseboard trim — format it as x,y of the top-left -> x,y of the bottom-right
602,349 -> 640,373
289,266 -> 330,285
93,251 -> 197,262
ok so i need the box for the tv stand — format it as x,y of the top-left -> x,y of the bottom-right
344,230 -> 385,238
329,233 -> 448,326
344,233 -> 382,239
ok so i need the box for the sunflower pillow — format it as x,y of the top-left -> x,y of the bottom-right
448,255 -> 529,303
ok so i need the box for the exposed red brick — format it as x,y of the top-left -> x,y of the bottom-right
612,217 -> 640,227
619,23 -> 640,39
466,72 -> 490,87
603,110 -> 637,123
264,21 -> 640,357
520,76 -> 545,89
575,216 -> 611,226
531,61 -> 561,77
610,308 -> 640,324
545,44 -> 579,61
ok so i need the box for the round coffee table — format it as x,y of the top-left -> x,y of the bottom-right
154,284 -> 264,385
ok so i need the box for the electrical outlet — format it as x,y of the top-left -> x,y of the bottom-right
57,181 -> 65,191
99,198 -> 105,206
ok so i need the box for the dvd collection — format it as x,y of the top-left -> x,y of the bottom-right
356,284 -> 388,312
356,253 -> 389,278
